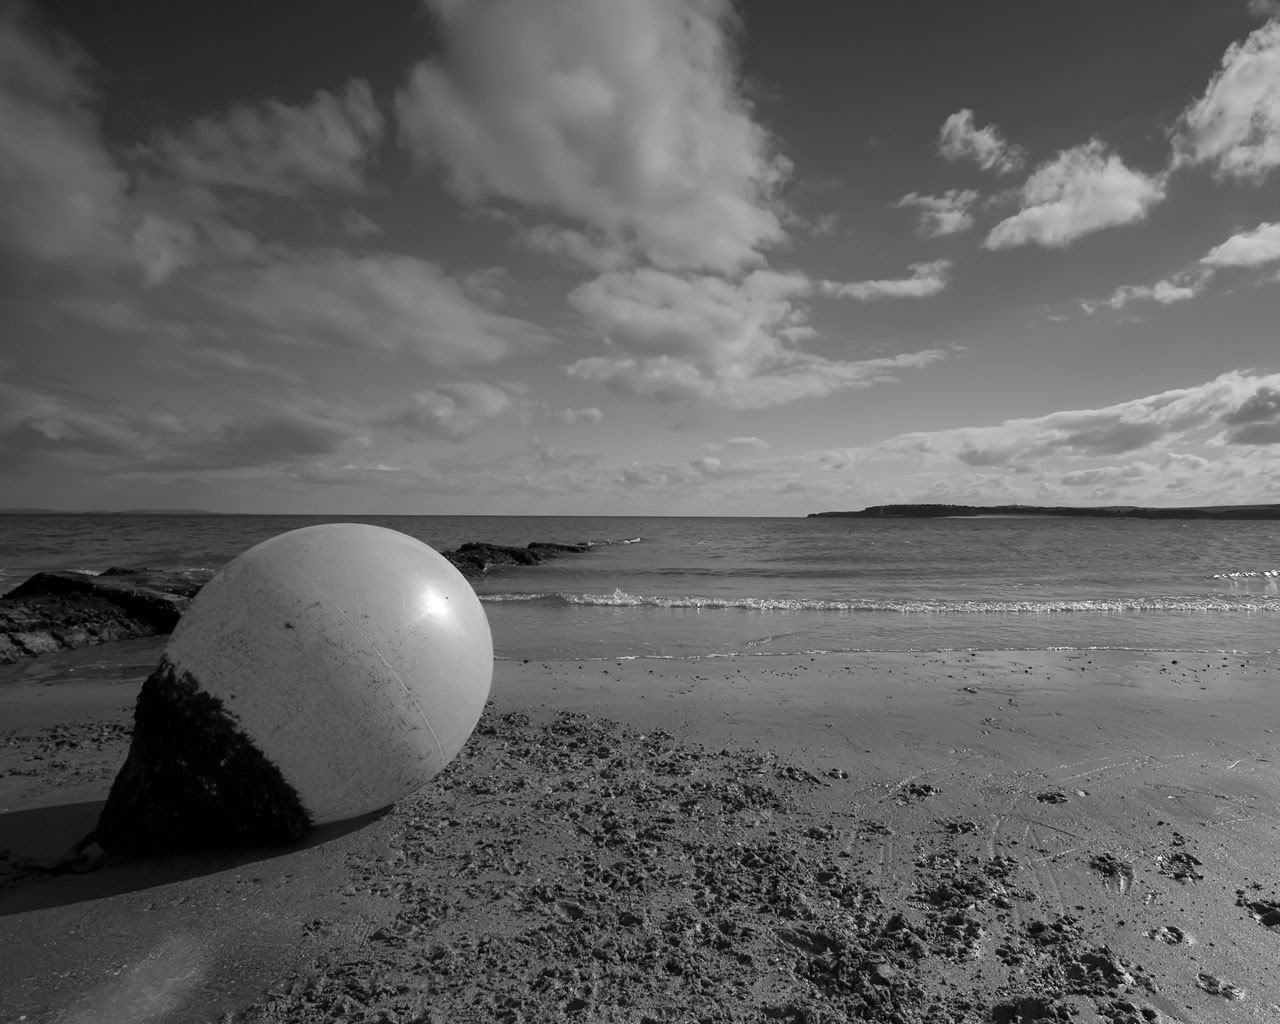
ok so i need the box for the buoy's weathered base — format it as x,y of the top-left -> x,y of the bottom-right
94,657 -> 312,854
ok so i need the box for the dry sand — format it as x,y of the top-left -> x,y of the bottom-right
1,643 -> 1278,1022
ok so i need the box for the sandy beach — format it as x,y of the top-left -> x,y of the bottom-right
2,643 -> 1277,1023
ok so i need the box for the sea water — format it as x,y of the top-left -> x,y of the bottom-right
1,513 -> 1277,659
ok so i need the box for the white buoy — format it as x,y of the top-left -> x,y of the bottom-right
94,523 -> 493,852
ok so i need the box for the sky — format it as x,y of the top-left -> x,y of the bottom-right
2,0 -> 1279,515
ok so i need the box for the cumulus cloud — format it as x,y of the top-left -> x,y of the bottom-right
1089,220 -> 1280,312
370,439 -> 610,506
0,378 -> 358,472
200,251 -> 552,365
1058,464 -> 1144,487
0,382 -> 138,468
396,0 -> 789,275
2,9 -> 595,489
568,348 -> 947,409
985,140 -> 1165,249
1247,0 -> 1280,15
168,411 -> 354,470
171,346 -> 301,385
564,265 -> 947,406
390,0 -> 948,411
822,260 -> 952,301
1231,421 -> 1280,445
684,454 -> 774,480
383,381 -> 513,440
726,435 -> 769,449
341,209 -> 382,238
1222,384 -> 1280,423
613,452 -> 780,489
1098,275 -> 1203,310
1050,453 -> 1222,497
131,214 -> 199,285
569,267 -> 812,363
553,407 -> 604,425
1173,20 -> 1280,182
0,10 -> 131,270
520,224 -> 628,272
817,373 -> 1280,507
1221,384 -> 1280,443
882,370 -> 1280,465
146,81 -> 384,197
809,211 -> 841,237
896,190 -> 979,237
937,109 -> 1024,174
0,11 -> 371,291
1200,221 -> 1280,267
0,0 -> 950,457
459,266 -> 510,306
123,209 -> 264,287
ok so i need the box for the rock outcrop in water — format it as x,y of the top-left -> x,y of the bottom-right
0,540 -> 593,664
443,540 -> 591,579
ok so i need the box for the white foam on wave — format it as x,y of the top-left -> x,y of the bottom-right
1213,569 -> 1280,579
481,588 -> 1280,614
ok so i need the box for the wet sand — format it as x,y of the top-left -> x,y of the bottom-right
1,646 -> 1278,1022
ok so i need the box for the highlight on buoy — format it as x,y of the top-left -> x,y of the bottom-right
90,523 -> 494,854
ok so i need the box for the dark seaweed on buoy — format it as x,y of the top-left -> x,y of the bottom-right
94,656 -> 312,853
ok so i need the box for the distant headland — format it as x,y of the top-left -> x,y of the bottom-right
809,503 -> 1280,520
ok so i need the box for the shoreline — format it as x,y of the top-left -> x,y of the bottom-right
2,648 -> 1278,1021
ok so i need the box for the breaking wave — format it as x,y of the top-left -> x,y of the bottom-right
1213,569 -> 1280,579
481,588 -> 1280,614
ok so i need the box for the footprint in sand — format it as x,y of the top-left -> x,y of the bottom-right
1156,850 -> 1203,883
1089,852 -> 1135,894
989,995 -> 1063,1022
1145,925 -> 1190,945
1235,891 -> 1280,929
1196,972 -> 1245,1000
895,781 -> 938,804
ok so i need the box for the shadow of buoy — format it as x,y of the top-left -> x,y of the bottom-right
0,800 -> 388,916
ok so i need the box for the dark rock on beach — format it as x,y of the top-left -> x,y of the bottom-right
0,568 -> 206,665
